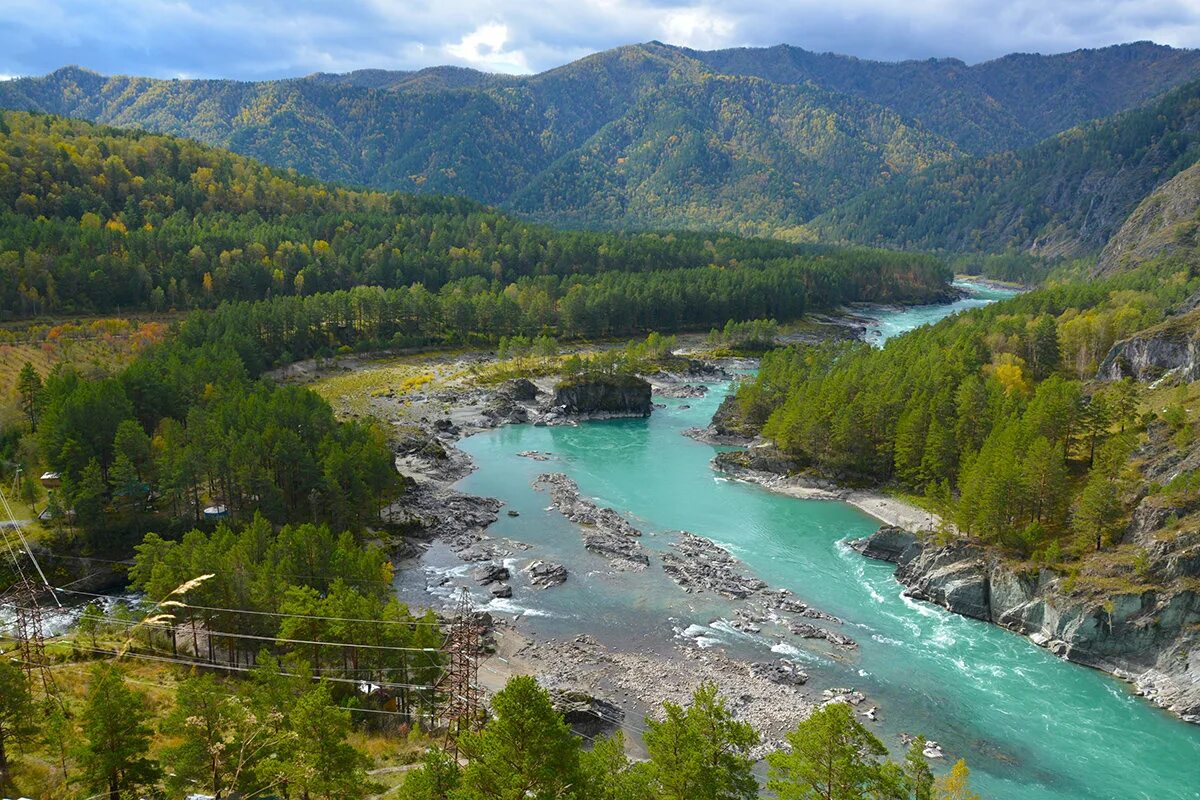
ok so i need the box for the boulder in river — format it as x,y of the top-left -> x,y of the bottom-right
525,560 -> 568,588
472,563 -> 511,585
552,375 -> 652,416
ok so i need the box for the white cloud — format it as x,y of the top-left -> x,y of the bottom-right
659,7 -> 737,50
444,21 -> 532,73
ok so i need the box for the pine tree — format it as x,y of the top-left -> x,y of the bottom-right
16,361 -> 42,431
643,682 -> 759,800
457,675 -> 583,800
70,458 -> 109,534
579,732 -> 652,800
0,661 -> 39,790
397,747 -> 461,800
1023,436 -> 1069,530
767,701 -> 887,800
1028,316 -> 1060,380
903,737 -> 935,800
276,681 -> 372,799
1074,473 -> 1123,551
75,664 -> 160,800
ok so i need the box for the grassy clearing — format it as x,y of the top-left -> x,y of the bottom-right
308,358 -> 453,416
0,318 -> 170,393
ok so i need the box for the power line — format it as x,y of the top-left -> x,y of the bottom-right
11,603 -> 446,655
16,657 -> 442,722
55,587 -> 449,627
66,643 -> 442,693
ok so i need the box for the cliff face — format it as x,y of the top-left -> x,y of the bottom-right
852,528 -> 1200,723
552,376 -> 652,416
1097,309 -> 1200,383
1094,161 -> 1200,276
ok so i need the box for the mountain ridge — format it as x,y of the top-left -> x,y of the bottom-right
4,41 -> 1200,247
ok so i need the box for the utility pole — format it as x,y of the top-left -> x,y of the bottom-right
438,587 -> 481,755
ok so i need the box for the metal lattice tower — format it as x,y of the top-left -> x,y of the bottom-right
438,587 -> 482,753
0,485 -> 58,698
3,577 -> 54,695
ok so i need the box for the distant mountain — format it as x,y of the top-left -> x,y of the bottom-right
812,79 -> 1200,257
2,41 -> 1199,239
686,41 -> 1200,154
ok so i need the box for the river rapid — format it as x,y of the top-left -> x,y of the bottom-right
412,281 -> 1200,800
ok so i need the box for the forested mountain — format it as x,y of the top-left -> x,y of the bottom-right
0,110 -> 948,326
687,41 -> 1200,154
1,41 -> 1197,238
813,78 -> 1200,257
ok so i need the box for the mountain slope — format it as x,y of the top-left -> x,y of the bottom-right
1095,161 -> 1200,275
508,69 -> 957,236
0,109 -> 949,318
2,42 -> 1199,237
688,41 -> 1200,154
811,79 -> 1200,256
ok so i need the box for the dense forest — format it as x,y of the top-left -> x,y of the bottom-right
0,110 -> 947,317
731,256 -> 1200,561
1,41 -> 1197,238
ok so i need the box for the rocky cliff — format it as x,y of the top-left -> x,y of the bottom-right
850,527 -> 1200,723
1094,161 -> 1200,276
1097,309 -> 1200,383
552,375 -> 652,416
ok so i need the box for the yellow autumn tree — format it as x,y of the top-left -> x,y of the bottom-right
937,759 -> 979,800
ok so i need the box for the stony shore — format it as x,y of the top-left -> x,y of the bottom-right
709,449 -> 943,532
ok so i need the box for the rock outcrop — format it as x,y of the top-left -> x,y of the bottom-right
1096,309 -> 1200,383
532,473 -> 649,570
552,375 -> 652,416
662,532 -> 768,599
852,526 -> 1200,723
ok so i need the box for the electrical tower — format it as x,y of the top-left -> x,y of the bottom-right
2,576 -> 55,695
438,587 -> 482,753
0,484 -> 58,698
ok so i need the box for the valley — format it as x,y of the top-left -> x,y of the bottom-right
4,23 -> 1200,800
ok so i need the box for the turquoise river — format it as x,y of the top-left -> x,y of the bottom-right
428,281 -> 1199,799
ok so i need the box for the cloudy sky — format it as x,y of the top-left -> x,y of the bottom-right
1,0 -> 1198,80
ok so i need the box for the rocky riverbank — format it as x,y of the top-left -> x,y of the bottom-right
295,344 -> 885,753
710,449 -> 942,532
849,526 -> 1200,724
